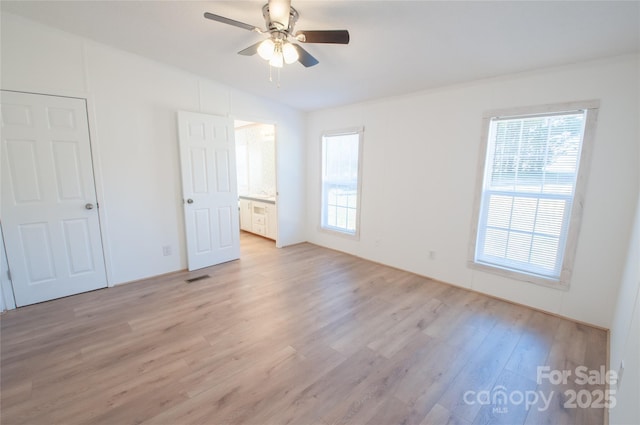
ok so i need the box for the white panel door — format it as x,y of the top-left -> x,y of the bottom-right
177,111 -> 240,270
0,91 -> 107,306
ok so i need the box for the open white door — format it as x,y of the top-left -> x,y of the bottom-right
178,111 -> 240,270
1,91 -> 107,306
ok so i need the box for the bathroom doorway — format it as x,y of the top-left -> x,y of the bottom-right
234,120 -> 277,245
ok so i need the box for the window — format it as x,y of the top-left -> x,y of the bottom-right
321,128 -> 363,237
471,102 -> 598,286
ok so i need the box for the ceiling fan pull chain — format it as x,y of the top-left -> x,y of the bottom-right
266,63 -> 281,87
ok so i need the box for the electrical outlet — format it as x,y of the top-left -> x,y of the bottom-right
429,250 -> 436,260
162,245 -> 172,256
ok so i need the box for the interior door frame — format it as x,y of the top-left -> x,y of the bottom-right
0,225 -> 16,310
232,115 -> 280,248
0,89 -> 114,309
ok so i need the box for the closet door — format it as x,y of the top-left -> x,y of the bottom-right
1,91 -> 107,306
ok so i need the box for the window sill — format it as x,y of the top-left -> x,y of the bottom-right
318,226 -> 360,241
468,260 -> 570,291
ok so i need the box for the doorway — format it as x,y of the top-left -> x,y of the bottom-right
234,120 -> 277,245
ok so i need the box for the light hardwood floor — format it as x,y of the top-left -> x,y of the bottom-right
1,233 -> 607,425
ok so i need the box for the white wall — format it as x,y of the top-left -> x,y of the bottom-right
1,12 -> 307,288
609,193 -> 640,425
306,55 -> 639,328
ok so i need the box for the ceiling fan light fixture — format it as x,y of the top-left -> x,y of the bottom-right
257,38 -> 275,60
269,52 -> 284,68
282,41 -> 299,64
267,39 -> 285,68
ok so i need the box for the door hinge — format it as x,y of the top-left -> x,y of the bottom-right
6,269 -> 11,281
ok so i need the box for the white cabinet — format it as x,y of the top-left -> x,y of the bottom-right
266,204 -> 277,240
239,198 -> 277,241
251,203 -> 267,237
239,199 -> 252,231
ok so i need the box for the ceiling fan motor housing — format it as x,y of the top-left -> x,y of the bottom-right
262,3 -> 299,34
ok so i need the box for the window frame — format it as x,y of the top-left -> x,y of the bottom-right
319,127 -> 364,239
468,100 -> 599,289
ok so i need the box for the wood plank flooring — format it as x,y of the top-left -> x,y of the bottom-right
1,233 -> 607,424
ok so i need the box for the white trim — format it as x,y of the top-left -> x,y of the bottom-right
469,100 -> 600,289
84,94 -> 115,287
469,261 -> 571,291
0,225 -> 17,310
81,41 -> 114,287
230,114 -> 278,127
483,99 -> 600,119
561,105 -> 599,284
323,126 -> 365,137
468,116 -> 492,268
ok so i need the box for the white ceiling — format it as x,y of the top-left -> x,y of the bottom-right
2,1 -> 639,111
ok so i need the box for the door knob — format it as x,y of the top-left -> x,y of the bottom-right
186,199 -> 194,204
85,203 -> 94,210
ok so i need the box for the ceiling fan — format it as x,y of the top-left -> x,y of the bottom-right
204,0 -> 350,68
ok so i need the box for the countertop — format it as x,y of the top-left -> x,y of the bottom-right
239,195 -> 276,204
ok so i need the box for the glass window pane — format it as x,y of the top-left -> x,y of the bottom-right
535,199 -> 566,236
486,195 -> 513,229
510,197 -> 537,232
321,131 -> 361,235
348,192 -> 357,209
483,228 -> 508,258
530,235 -> 559,272
336,207 -> 347,228
347,208 -> 357,231
475,109 -> 588,281
506,232 -> 532,263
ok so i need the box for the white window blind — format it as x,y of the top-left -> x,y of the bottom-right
321,130 -> 362,236
475,110 -> 588,281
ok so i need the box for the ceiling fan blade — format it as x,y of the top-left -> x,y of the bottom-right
204,12 -> 260,32
292,44 -> 319,68
295,30 -> 350,44
238,42 -> 262,56
267,0 -> 291,30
